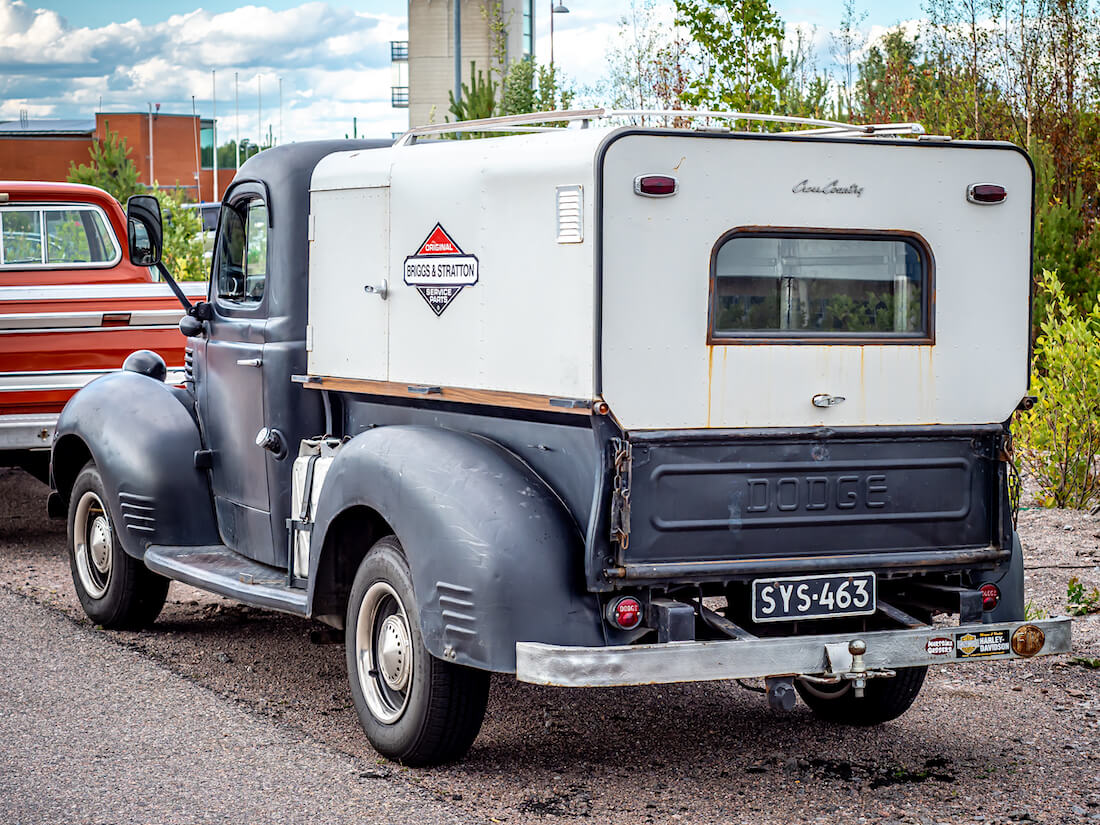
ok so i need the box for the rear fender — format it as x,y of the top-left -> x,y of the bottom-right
52,371 -> 219,557
307,426 -> 604,673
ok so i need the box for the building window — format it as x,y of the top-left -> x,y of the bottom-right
523,0 -> 534,57
709,229 -> 933,344
200,123 -> 215,169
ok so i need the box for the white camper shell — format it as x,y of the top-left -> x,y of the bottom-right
307,116 -> 1033,432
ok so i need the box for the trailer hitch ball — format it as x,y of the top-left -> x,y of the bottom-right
849,639 -> 867,698
765,677 -> 797,712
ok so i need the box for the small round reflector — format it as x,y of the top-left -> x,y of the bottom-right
980,583 -> 1000,611
967,183 -> 1007,204
634,175 -> 678,197
1011,624 -> 1045,657
607,596 -> 643,630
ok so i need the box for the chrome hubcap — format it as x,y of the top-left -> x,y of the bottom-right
355,581 -> 413,724
73,491 -> 112,599
377,614 -> 411,691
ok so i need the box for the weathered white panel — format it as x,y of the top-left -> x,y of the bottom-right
382,131 -> 601,398
307,186 -> 390,380
600,134 -> 1033,429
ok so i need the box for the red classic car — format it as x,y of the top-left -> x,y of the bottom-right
0,181 -> 206,479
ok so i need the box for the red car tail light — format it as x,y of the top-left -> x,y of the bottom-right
979,583 -> 1000,611
607,596 -> 643,630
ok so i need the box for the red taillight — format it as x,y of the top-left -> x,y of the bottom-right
634,175 -> 678,197
980,583 -> 1000,611
967,183 -> 1007,204
607,596 -> 643,630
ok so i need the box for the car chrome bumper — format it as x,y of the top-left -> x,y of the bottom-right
0,413 -> 57,451
515,618 -> 1072,687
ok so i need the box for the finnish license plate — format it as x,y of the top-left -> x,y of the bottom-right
751,572 -> 876,623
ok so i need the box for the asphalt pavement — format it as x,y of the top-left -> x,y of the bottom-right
0,585 -> 463,825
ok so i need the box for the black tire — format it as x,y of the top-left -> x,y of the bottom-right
795,666 -> 927,725
66,462 -> 169,629
346,535 -> 489,766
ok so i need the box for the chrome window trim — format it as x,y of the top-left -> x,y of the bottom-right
0,202 -> 123,270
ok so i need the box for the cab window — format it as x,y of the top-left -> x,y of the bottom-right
0,205 -> 120,267
215,199 -> 267,305
709,230 -> 931,343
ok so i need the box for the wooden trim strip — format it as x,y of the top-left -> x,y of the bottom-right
303,375 -> 594,416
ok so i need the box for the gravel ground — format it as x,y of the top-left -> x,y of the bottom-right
1,466 -> 1098,825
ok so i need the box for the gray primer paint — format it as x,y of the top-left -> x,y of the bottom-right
307,425 -> 605,673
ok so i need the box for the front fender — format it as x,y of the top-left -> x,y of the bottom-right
308,426 -> 604,673
52,371 -> 219,557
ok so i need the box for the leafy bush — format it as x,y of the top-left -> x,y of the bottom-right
1014,270 -> 1100,509
152,186 -> 207,282
1067,576 -> 1100,616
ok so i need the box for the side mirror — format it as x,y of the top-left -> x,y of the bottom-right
126,194 -> 164,266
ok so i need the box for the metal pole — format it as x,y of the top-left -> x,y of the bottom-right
235,71 -> 240,170
257,74 -> 262,152
147,102 -> 155,186
453,0 -> 462,105
278,76 -> 283,146
550,0 -> 554,69
212,70 -> 218,201
192,96 -> 202,202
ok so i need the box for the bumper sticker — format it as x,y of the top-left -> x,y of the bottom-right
926,636 -> 954,656
955,629 -> 1011,658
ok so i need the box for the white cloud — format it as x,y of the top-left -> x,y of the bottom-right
0,0 -> 406,142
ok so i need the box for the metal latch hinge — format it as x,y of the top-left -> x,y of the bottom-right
609,438 -> 632,551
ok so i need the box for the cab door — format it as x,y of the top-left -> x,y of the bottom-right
201,187 -> 275,563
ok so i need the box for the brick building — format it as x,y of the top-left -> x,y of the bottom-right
0,111 -> 232,202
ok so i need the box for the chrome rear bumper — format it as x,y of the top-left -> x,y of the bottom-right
515,618 -> 1072,687
0,413 -> 56,451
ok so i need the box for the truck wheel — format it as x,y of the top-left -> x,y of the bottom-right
346,535 -> 490,766
67,462 -> 169,629
795,666 -> 927,725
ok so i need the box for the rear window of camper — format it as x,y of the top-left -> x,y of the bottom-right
709,230 -> 932,343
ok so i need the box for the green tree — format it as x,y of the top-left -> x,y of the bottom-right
499,59 -> 574,118
152,185 -> 207,282
446,62 -> 499,137
67,128 -> 145,204
673,0 -> 788,115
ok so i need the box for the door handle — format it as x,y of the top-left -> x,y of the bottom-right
236,358 -> 262,367
363,279 -> 389,300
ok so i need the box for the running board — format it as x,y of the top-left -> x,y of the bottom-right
144,544 -> 308,617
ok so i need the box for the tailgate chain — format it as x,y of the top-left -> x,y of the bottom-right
609,438 -> 632,551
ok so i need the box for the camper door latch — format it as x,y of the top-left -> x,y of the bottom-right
363,280 -> 389,300
609,438 -> 632,551
812,393 -> 846,408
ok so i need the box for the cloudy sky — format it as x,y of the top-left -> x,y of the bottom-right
0,0 -> 924,144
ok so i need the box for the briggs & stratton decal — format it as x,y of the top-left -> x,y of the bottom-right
403,223 -> 479,316
954,629 -> 1011,659
925,636 -> 954,657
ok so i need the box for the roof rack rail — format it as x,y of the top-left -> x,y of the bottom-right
392,108 -> 925,146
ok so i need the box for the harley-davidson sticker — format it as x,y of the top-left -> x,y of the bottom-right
955,629 -> 1011,658
403,223 -> 479,316
926,636 -> 954,657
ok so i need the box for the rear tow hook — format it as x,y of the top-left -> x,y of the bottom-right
798,639 -> 897,698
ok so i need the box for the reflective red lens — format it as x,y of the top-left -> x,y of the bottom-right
635,175 -> 677,197
609,596 -> 643,630
980,583 -> 1000,611
968,183 -> 1007,203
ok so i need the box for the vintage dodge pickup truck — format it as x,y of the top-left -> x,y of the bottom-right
0,181 -> 204,480
49,111 -> 1071,766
